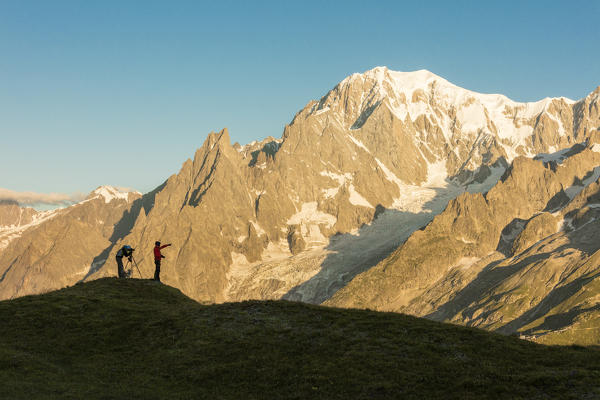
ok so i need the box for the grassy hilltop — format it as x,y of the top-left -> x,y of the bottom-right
0,278 -> 599,399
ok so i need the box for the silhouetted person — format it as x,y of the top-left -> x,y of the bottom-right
153,241 -> 171,282
116,245 -> 134,278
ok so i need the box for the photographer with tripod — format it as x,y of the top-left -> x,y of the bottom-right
115,245 -> 134,278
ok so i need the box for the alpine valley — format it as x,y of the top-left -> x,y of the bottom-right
2,67 -> 599,345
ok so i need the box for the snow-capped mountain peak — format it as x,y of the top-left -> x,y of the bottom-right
89,186 -> 139,203
310,66 -> 585,163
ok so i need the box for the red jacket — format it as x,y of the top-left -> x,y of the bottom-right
154,244 -> 170,261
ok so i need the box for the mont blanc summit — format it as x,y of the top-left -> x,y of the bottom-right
1,67 -> 599,344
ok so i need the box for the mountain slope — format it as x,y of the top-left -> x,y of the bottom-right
1,278 -> 599,399
0,186 -> 140,299
327,131 -> 600,345
89,68 -> 600,307
0,201 -> 53,250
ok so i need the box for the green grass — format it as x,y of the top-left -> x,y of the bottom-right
0,278 -> 599,399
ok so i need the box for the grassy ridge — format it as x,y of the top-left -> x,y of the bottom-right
0,278 -> 599,399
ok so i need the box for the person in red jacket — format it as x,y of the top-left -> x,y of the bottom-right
153,241 -> 172,282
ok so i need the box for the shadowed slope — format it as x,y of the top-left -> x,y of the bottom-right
0,278 -> 599,399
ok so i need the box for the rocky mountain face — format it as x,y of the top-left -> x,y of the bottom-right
327,130 -> 600,345
0,187 -> 140,299
87,68 -> 599,309
1,67 -> 599,344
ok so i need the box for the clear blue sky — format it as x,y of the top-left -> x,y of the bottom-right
1,0 -> 598,201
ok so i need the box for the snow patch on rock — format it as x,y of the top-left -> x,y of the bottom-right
287,202 -> 336,228
348,184 -> 373,208
457,102 -> 487,134
347,135 -> 370,153
250,221 -> 267,236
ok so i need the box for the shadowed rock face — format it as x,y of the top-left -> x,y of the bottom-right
1,68 -> 600,342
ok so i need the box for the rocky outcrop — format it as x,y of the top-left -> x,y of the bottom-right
286,225 -> 305,255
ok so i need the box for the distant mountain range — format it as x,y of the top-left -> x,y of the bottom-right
0,186 -> 140,298
1,67 -> 599,344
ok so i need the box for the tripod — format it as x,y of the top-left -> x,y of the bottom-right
125,256 -> 143,279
